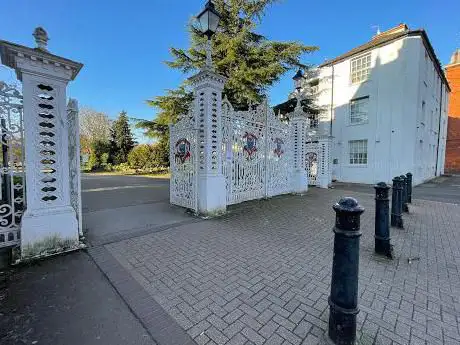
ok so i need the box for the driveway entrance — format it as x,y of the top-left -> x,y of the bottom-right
82,174 -> 198,246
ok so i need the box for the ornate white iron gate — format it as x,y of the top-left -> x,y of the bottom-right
169,111 -> 198,212
222,99 -> 292,205
266,107 -> 292,197
67,99 -> 83,236
305,141 -> 319,186
0,82 -> 25,248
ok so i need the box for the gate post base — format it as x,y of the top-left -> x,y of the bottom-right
198,174 -> 227,217
292,170 -> 309,194
20,206 -> 80,260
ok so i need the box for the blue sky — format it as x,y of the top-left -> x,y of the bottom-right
1,0 -> 459,142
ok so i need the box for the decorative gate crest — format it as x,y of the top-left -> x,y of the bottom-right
273,138 -> 284,158
175,138 -> 191,163
0,81 -> 25,248
243,132 -> 258,159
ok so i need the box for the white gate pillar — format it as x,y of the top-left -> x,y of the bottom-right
317,135 -> 333,188
290,100 -> 309,194
189,66 -> 228,216
0,28 -> 83,259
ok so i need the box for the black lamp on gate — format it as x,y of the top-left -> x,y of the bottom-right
292,69 -> 304,91
196,1 -> 221,67
196,0 -> 221,39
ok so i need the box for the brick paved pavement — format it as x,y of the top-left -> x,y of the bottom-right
105,188 -> 460,345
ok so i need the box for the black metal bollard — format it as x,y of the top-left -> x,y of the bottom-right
400,175 -> 409,212
374,182 -> 392,258
406,172 -> 413,203
391,177 -> 404,229
328,197 -> 364,345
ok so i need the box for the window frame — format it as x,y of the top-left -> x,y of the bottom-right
348,139 -> 368,166
350,53 -> 372,84
349,96 -> 369,125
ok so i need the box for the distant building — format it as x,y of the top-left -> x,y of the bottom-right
289,24 -> 450,186
445,49 -> 460,173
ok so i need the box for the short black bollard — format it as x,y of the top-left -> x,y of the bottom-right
374,182 -> 392,258
328,197 -> 364,345
391,177 -> 404,229
406,172 -> 413,203
400,175 -> 409,212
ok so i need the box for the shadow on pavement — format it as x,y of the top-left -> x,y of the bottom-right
0,252 -> 155,345
332,175 -> 460,204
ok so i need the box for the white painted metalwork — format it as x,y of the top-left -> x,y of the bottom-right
317,135 -> 333,188
222,98 -> 292,204
0,81 -> 25,248
67,99 -> 83,236
266,105 -> 293,197
289,99 -> 309,193
170,109 -> 198,212
305,141 -> 319,186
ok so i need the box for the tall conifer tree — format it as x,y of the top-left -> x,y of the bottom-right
136,0 -> 317,162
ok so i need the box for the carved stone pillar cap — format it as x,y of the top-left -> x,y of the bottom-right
33,27 -> 49,51
188,68 -> 227,87
0,38 -> 83,81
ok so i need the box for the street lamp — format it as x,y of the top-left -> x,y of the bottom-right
292,69 -> 304,91
197,0 -> 221,39
196,1 -> 221,68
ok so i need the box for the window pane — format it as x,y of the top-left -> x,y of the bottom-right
350,53 -> 371,84
348,140 -> 368,164
350,97 -> 369,124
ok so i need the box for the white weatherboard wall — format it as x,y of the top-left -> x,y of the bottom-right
315,35 -> 448,186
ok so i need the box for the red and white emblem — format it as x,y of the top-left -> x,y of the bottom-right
273,138 -> 284,157
243,132 -> 258,159
175,138 -> 191,163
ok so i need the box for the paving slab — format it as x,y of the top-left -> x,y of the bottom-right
0,251 -> 156,345
103,187 -> 460,345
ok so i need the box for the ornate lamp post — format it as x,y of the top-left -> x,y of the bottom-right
196,0 -> 221,68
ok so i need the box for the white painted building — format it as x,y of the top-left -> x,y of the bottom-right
296,24 -> 450,186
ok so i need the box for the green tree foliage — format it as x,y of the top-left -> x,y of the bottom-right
110,111 -> 135,164
154,137 -> 169,167
87,140 -> 111,171
136,0 -> 317,163
128,144 -> 155,170
128,143 -> 168,170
